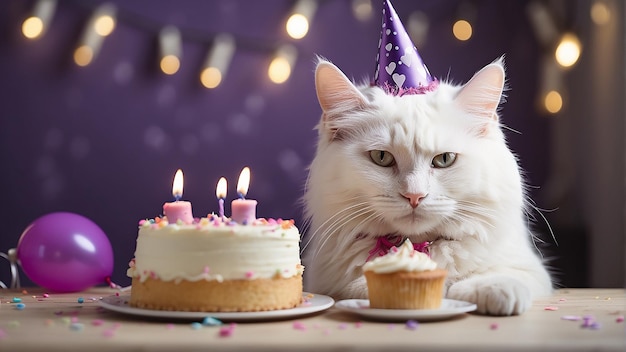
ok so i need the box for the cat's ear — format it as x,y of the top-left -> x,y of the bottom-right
455,58 -> 506,123
315,59 -> 367,120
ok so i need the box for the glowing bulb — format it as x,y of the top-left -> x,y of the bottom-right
200,33 -> 235,89
591,1 -> 610,25
21,0 -> 57,39
544,90 -> 563,114
22,17 -> 44,39
160,55 -> 180,75
285,0 -> 317,40
286,14 -> 309,39
159,26 -> 182,75
201,67 -> 222,89
268,57 -> 291,84
555,33 -> 581,68
268,45 -> 297,84
453,19 -> 472,41
74,45 -> 94,66
94,15 -> 115,36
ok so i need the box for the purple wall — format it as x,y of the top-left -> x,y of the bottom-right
0,0 -> 557,287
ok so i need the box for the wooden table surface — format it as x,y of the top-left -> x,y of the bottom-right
0,287 -> 623,351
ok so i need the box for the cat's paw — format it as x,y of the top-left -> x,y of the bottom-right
447,275 -> 532,316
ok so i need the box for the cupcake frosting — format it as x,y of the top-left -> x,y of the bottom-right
363,238 -> 437,274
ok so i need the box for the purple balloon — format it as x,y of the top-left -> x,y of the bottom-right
16,212 -> 113,293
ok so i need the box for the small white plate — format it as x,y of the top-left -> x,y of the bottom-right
334,298 -> 477,321
99,293 -> 334,322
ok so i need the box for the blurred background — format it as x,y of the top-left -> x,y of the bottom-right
0,0 -> 623,289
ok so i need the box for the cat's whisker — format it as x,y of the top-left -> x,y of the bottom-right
525,202 -> 558,246
301,200 -> 370,254
304,199 -> 370,250
309,204 -> 375,261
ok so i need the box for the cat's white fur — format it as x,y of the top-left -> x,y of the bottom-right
302,58 -> 553,316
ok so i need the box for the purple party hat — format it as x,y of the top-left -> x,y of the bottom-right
373,0 -> 438,95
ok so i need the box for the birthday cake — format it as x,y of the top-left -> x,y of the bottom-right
127,215 -> 304,312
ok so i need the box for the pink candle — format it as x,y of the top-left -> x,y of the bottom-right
231,167 -> 257,225
163,169 -> 194,224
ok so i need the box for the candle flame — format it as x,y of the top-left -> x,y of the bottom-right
216,177 -> 227,199
172,169 -> 184,200
237,167 -> 251,197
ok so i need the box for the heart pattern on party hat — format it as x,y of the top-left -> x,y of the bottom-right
373,0 -> 438,95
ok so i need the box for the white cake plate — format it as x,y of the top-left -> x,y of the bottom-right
99,293 -> 334,322
334,298 -> 477,321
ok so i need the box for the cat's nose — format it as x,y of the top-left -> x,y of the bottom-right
403,193 -> 427,208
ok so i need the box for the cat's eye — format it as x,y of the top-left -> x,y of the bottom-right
432,152 -> 457,168
369,150 -> 396,167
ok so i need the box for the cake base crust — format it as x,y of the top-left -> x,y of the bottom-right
130,276 -> 303,312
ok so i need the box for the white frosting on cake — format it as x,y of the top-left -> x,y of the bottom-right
127,216 -> 303,283
363,239 -> 437,274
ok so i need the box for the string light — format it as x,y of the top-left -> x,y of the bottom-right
73,3 -> 117,67
544,90 -> 563,114
452,2 -> 476,42
590,0 -> 611,26
200,33 -> 236,89
22,0 -> 57,40
352,0 -> 373,22
268,44 -> 297,84
286,0 -> 318,40
555,32 -> 582,68
159,26 -> 182,75
452,20 -> 472,41
539,57 -> 565,115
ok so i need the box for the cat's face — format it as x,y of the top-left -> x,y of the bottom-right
308,59 -> 523,242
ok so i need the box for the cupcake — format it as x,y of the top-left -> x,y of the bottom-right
363,238 -> 447,309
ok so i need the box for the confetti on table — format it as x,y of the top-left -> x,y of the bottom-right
489,323 -> 499,330
338,323 -> 348,330
561,315 -> 582,321
69,323 -> 84,332
15,303 -> 25,310
91,319 -> 104,326
77,297 -> 84,304
292,321 -> 307,331
616,316 -> 624,323
218,323 -> 236,337
354,322 -> 363,328
11,297 -> 22,303
202,316 -> 223,326
544,306 -> 559,311
405,320 -> 419,330
190,322 -> 203,330
43,293 -> 50,298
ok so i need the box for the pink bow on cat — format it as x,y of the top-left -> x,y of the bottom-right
366,234 -> 430,262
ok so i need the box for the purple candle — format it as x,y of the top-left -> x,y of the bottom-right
216,177 -> 227,220
163,169 -> 194,224
231,167 -> 257,225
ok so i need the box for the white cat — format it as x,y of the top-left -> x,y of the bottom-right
302,58 -> 553,316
